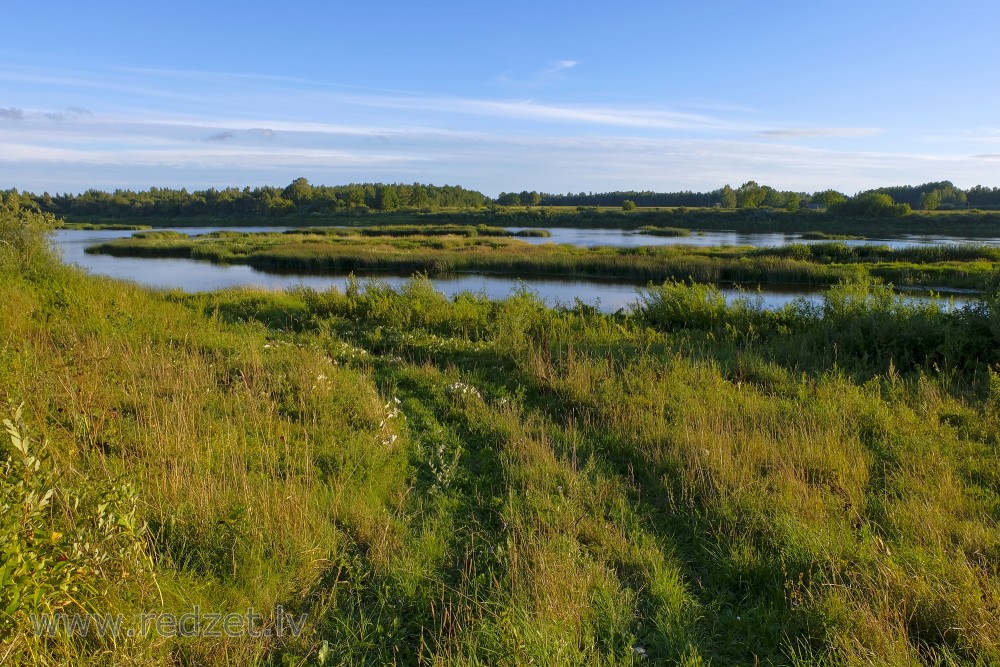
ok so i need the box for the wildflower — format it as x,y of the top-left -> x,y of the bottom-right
446,381 -> 481,399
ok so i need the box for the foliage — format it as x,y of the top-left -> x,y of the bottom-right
637,279 -> 727,329
14,180 -> 486,219
6,222 -> 1000,665
1,405 -> 150,654
0,194 -> 59,273
830,192 -> 912,217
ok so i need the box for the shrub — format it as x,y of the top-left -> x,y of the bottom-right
1,405 -> 150,645
637,280 -> 727,330
0,196 -> 59,273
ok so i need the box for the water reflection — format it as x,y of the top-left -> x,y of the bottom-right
52,227 -> 980,314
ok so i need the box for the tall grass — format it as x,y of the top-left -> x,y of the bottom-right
5,204 -> 1000,664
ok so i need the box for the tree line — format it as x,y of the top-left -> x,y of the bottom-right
535,180 -> 1000,212
5,178 -> 1000,220
15,179 -> 487,219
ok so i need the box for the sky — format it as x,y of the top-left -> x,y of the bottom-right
2,0 -> 1000,197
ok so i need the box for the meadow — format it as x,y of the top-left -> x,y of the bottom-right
88,229 -> 1000,292
4,199 -> 1000,666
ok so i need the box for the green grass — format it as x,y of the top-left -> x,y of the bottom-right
5,199 -> 1000,665
638,226 -> 692,237
799,231 -> 866,240
59,205 -> 1000,237
59,222 -> 153,231
87,231 -> 1000,291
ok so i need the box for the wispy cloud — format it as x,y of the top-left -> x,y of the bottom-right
0,141 -> 426,168
2,63 -> 997,194
495,59 -> 581,86
42,107 -> 93,122
337,93 -> 747,131
758,127 -> 884,139
545,60 -> 579,75
204,130 -> 235,142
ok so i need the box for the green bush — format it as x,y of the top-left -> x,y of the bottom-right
1,405 -> 150,644
637,280 -> 727,330
0,196 -> 59,273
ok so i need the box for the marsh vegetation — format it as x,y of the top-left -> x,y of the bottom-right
88,229 -> 1000,292
4,198 -> 1000,665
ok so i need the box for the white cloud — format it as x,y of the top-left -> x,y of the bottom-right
546,60 -> 580,74
758,127 -> 884,139
1,63 -> 996,194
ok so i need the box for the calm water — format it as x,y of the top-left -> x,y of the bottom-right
509,227 -> 1000,249
53,227 -> 981,313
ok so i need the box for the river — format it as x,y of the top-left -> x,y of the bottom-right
53,227 -> 982,313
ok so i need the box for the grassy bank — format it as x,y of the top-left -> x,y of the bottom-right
58,206 -> 1000,237
5,199 -> 1000,665
88,231 -> 1000,291
58,222 -> 154,231
638,225 -> 692,237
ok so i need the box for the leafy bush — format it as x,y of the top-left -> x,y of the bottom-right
638,280 -> 727,330
0,195 -> 59,273
1,405 -> 150,642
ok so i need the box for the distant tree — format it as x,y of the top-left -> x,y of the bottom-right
264,193 -> 295,215
831,192 -> 910,217
496,192 -> 521,206
408,185 -> 430,207
785,193 -> 801,211
376,185 -> 400,211
814,190 -> 847,209
762,186 -> 785,208
736,181 -> 765,209
622,199 -> 637,211
920,190 -> 941,211
283,177 -> 312,203
719,185 -> 737,209
345,185 -> 366,208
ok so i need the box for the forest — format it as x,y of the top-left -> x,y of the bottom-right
7,179 -> 1000,222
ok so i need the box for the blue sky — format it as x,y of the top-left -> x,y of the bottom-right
2,0 -> 999,196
